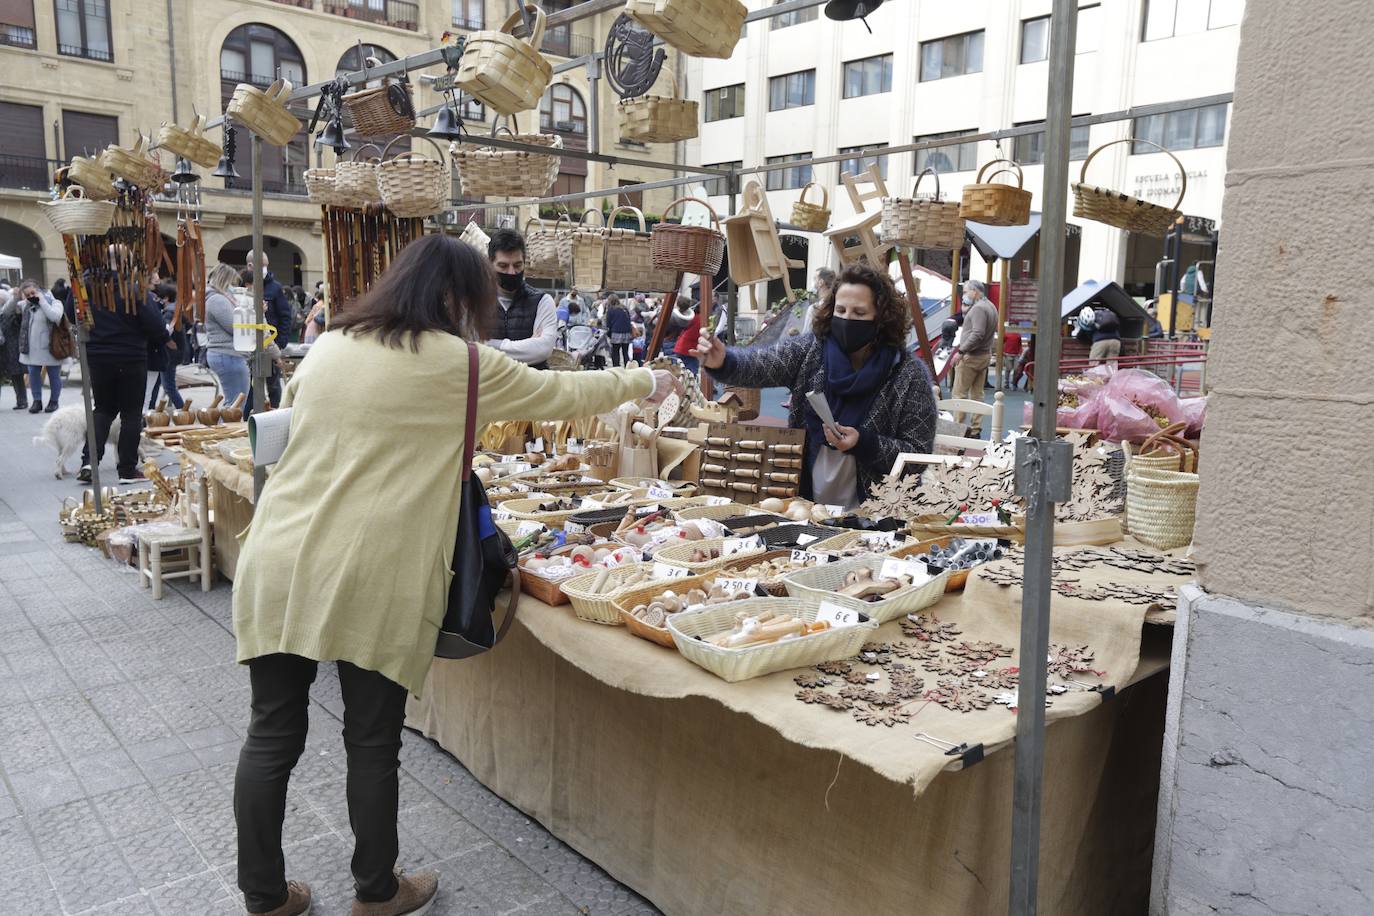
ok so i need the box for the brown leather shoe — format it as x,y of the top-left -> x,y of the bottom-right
349,870 -> 439,916
249,879 -> 312,915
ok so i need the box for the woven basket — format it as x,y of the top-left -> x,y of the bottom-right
570,208 -> 605,292
625,0 -> 748,60
959,159 -> 1032,227
612,570 -> 718,646
157,114 -> 222,169
456,5 -> 553,115
651,197 -> 725,276
653,536 -> 766,573
452,117 -> 561,198
782,555 -> 950,625
66,156 -> 115,200
343,57 -> 416,138
335,143 -> 383,208
883,168 -> 965,250
377,135 -> 448,218
305,167 -> 345,206
561,563 -> 666,625
668,597 -> 877,682
1073,138 -> 1184,237
618,72 -> 698,144
459,218 -> 490,252
675,503 -> 769,523
1125,467 -> 1198,550
789,181 -> 830,231
227,79 -> 301,147
100,135 -> 161,189
42,186 -> 116,236
604,206 -> 678,292
524,215 -> 568,279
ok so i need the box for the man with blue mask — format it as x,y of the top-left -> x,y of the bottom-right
951,279 -> 998,437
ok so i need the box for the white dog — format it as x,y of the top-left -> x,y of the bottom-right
33,405 -> 148,479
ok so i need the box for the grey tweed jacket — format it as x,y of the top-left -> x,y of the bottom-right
713,333 -> 937,498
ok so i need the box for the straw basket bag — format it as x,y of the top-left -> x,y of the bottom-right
305,167 -> 345,206
525,215 -> 570,279
459,218 -> 490,252
603,206 -> 678,292
618,72 -> 698,144
959,159 -> 1032,227
451,116 -> 561,198
1125,467 -> 1198,550
571,209 -> 605,292
227,79 -> 301,147
42,186 -> 116,236
157,114 -> 221,169
377,135 -> 448,217
1074,138 -> 1185,237
789,181 -> 830,232
342,57 -> 416,138
100,135 -> 161,189
882,168 -> 966,250
651,197 -> 725,276
625,0 -> 748,60
66,156 -> 115,201
456,5 -> 553,115
334,143 -> 383,208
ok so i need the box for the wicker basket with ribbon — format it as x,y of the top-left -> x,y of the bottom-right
100,135 -> 162,189
227,79 -> 301,147
571,209 -> 606,292
617,72 -> 698,144
604,206 -> 678,292
456,5 -> 553,115
789,180 -> 830,232
651,197 -> 725,275
334,143 -> 383,208
525,215 -> 571,280
959,159 -> 1032,227
42,186 -> 116,236
1073,138 -> 1185,237
882,168 -> 966,250
66,156 -> 115,201
157,114 -> 222,169
625,0 -> 748,59
343,56 -> 416,138
451,116 -> 561,198
376,135 -> 448,217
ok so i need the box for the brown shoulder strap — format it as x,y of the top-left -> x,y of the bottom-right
461,341 -> 478,481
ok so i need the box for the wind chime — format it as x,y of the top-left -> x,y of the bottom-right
170,156 -> 207,331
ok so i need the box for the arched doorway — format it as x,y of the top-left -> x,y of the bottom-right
0,218 -> 46,283
217,235 -> 306,289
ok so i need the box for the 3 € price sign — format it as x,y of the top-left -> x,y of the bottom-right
816,601 -> 861,628
722,536 -> 763,556
651,562 -> 690,580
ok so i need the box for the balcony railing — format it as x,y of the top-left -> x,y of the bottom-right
268,0 -> 314,7
540,31 -> 595,58
451,16 -> 483,30
322,1 -> 420,31
58,43 -> 113,62
1,24 -> 37,49
0,155 -> 61,192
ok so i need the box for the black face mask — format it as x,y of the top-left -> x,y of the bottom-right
830,317 -> 877,354
26,296 -> 40,306
496,271 -> 524,293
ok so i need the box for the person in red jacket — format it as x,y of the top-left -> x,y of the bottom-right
673,306 -> 701,373
1001,330 -> 1023,389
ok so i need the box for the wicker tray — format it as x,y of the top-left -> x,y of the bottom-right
675,503 -> 771,523
610,477 -> 696,494
653,536 -> 767,573
562,563 -> 668,625
498,497 -> 588,527
611,565 -> 766,647
908,514 -> 1025,542
782,555 -> 949,624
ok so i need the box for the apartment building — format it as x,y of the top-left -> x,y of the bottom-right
686,0 -> 1242,304
0,0 -> 680,286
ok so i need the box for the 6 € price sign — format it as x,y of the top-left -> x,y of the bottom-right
816,601 -> 862,628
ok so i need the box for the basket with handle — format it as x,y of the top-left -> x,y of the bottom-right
524,215 -> 565,279
451,115 -> 562,198
782,555 -> 950,625
625,0 -> 748,59
1073,138 -> 1185,237
376,135 -> 448,217
343,56 -> 416,138
65,156 -> 115,200
227,79 -> 301,147
42,186 -> 116,236
618,71 -> 699,144
1125,467 -> 1198,550
334,143 -> 383,208
456,5 -> 553,115
603,205 -> 678,292
651,196 -> 725,275
459,218 -> 490,252
571,208 -> 606,292
789,180 -> 830,231
157,114 -> 222,169
883,168 -> 965,250
100,134 -> 162,190
305,167 -> 345,206
959,159 -> 1032,227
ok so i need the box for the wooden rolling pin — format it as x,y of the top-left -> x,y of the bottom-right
738,440 -> 765,450
706,437 -> 732,447
734,453 -> 762,464
775,458 -> 803,468
730,482 -> 760,493
702,463 -> 728,475
767,472 -> 800,484
732,468 -> 761,479
771,443 -> 804,455
763,486 -> 794,497
705,449 -> 732,460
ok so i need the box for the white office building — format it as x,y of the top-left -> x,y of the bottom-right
685,0 -> 1243,310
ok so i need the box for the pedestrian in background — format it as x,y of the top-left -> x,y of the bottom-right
204,263 -> 252,415
0,286 -> 27,409
606,294 -> 633,367
1001,330 -> 1022,390
951,280 -> 997,436
246,250 -> 291,405
1089,307 -> 1121,368
14,279 -> 68,413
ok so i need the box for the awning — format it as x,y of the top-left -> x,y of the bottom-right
0,253 -> 22,270
1060,279 -> 1151,322
964,214 -> 1082,261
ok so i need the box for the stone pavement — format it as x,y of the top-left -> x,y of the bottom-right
0,385 -> 658,916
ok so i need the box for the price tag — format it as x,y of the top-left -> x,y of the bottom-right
515,521 -> 544,539
824,504 -> 845,517
714,577 -> 758,595
563,521 -> 585,535
705,495 -> 733,506
879,557 -> 927,582
694,518 -> 726,539
492,508 -> 512,521
860,530 -> 899,549
722,536 -> 762,556
652,562 -> 690,580
647,486 -> 675,500
506,462 -> 532,474
533,437 -> 544,453
957,512 -> 1000,526
796,533 -> 818,546
579,498 -> 604,510
634,503 -> 660,516
790,549 -> 834,565
816,601 -> 862,628
566,438 -> 583,454
648,528 -> 686,549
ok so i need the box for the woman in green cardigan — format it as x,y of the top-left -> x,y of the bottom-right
231,234 -> 678,916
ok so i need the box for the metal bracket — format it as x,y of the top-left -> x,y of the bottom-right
1014,437 -> 1074,504
250,350 -> 274,379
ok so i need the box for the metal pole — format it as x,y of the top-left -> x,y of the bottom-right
74,321 -> 102,512
996,258 -> 1010,393
726,174 -> 738,342
250,135 -> 267,502
1009,1 -> 1077,913
587,54 -> 601,157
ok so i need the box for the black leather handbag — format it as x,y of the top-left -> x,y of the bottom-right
435,342 -> 521,659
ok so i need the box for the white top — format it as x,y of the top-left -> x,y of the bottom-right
490,292 -> 558,366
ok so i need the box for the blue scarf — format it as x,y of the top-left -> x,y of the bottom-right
802,335 -> 900,470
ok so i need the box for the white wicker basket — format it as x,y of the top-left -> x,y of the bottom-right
653,536 -> 767,573
782,555 -> 949,624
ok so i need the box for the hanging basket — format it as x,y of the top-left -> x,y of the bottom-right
571,208 -> 606,293
1125,467 -> 1198,550
959,158 -> 1032,227
1073,138 -> 1185,237
157,114 -> 222,169
625,0 -> 748,59
305,167 -> 345,206
459,218 -> 491,253
651,196 -> 725,275
66,156 -> 115,201
376,135 -> 448,217
42,186 -> 116,236
334,143 -> 383,208
100,135 -> 162,189
618,72 -> 698,144
882,168 -> 966,251
227,79 -> 301,147
603,206 -> 678,292
343,56 -> 417,138
525,214 -> 571,279
451,116 -> 561,198
456,5 -> 553,115
789,180 -> 830,232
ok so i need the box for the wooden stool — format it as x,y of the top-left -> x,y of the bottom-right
137,476 -> 213,599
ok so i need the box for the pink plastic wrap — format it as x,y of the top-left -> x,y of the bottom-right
1178,396 -> 1208,437
1097,369 -> 1189,443
1022,377 -> 1105,429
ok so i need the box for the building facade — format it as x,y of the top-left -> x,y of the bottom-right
0,0 -> 680,288
685,0 -> 1242,305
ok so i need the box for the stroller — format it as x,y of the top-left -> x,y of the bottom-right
562,324 -> 608,370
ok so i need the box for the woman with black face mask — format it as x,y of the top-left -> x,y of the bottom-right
694,262 -> 936,508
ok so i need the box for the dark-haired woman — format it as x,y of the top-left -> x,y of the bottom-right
694,262 -> 936,509
229,234 -> 679,916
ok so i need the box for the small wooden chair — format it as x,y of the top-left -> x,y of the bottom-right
936,390 -> 1005,447
824,165 -> 893,266
137,475 -> 213,599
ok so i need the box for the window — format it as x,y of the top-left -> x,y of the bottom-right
220,25 -> 308,194
62,110 -> 117,159
336,44 -> 397,86
919,30 -> 983,81
765,153 -> 812,191
771,0 -> 817,29
549,173 -> 585,211
617,180 -> 644,211
1022,5 -> 1101,61
915,130 -> 979,173
1013,121 -> 1092,163
55,0 -> 112,62
1142,0 -> 1242,41
842,54 -> 893,99
459,97 -> 485,122
1077,5 -> 1101,53
0,101 -> 49,190
1132,104 -> 1228,152
1,1 -> 37,49
768,70 -> 815,111
702,163 -> 741,197
703,84 -> 745,122
540,84 -> 588,136
452,0 -> 483,29
839,144 -> 888,180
